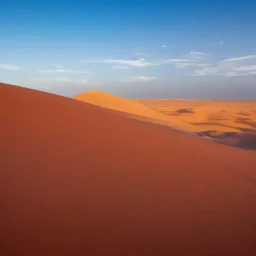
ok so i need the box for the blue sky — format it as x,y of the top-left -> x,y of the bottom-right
1,0 -> 256,99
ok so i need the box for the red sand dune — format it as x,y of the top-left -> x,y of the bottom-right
1,82 -> 256,256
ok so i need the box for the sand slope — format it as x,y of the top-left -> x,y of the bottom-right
1,82 -> 256,256
74,90 -> 164,119
75,90 -> 188,130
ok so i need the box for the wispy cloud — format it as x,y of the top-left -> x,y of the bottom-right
84,58 -> 155,68
55,78 -> 88,84
55,69 -> 88,74
175,63 -> 209,68
37,70 -> 54,73
224,72 -> 250,77
121,76 -> 157,82
220,40 -> 224,45
192,67 -> 219,76
189,50 -> 208,60
55,78 -> 70,82
52,64 -> 63,68
163,50 -> 209,69
223,65 -> 256,76
221,55 -> 256,62
164,58 -> 195,63
161,44 -> 167,48
38,69 -> 88,74
0,64 -> 24,70
232,65 -> 256,72
192,54 -> 256,76
163,57 -> 209,69
112,66 -> 131,70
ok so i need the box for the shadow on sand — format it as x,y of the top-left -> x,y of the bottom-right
196,130 -> 256,151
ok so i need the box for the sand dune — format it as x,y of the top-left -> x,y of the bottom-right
75,90 -> 166,119
1,82 -> 256,256
75,90 -> 191,131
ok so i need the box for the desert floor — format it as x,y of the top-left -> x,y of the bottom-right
1,83 -> 256,256
137,99 -> 256,150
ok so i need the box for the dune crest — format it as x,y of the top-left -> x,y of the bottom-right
75,90 -> 169,120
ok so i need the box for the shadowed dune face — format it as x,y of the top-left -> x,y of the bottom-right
216,132 -> 256,150
175,108 -> 195,114
1,83 -> 256,256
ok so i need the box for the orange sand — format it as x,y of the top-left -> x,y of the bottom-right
136,99 -> 256,150
75,91 -> 194,132
136,99 -> 256,133
1,82 -> 256,256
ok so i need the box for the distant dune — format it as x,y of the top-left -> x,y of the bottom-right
75,90 -> 172,125
1,82 -> 256,256
75,91 -> 195,132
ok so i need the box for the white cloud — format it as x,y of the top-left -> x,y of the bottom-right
112,66 -> 131,70
232,65 -> 256,72
0,64 -> 24,70
221,55 -> 256,62
190,52 -> 256,77
76,79 -> 89,84
220,40 -> 224,45
224,71 -> 256,76
224,72 -> 248,77
175,63 -> 209,68
164,58 -> 195,63
55,78 -> 88,84
52,64 -> 63,68
133,52 -> 141,55
161,45 -> 167,48
193,64 -> 256,77
165,50 -> 208,64
37,70 -> 54,73
164,51 -> 209,69
55,69 -> 87,74
121,76 -> 157,82
192,67 -> 219,76
55,78 -> 70,82
84,58 -> 155,67
164,58 -> 209,69
189,51 -> 208,59
38,69 -> 88,74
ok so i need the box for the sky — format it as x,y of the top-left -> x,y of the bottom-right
1,0 -> 256,99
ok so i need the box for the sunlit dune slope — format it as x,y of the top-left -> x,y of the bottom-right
74,90 -> 162,118
75,90 -> 189,130
1,82 -> 256,256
